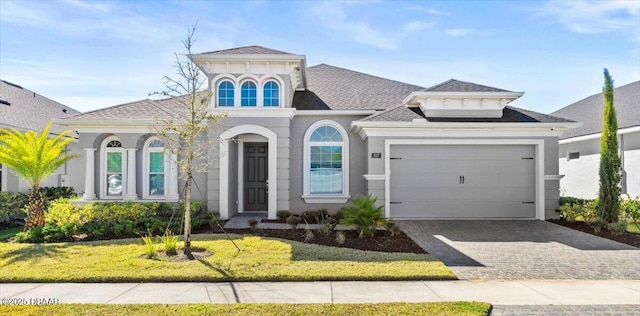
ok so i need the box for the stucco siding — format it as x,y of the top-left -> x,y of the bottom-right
558,131 -> 640,199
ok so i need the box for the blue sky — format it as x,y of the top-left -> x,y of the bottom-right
1,0 -> 638,114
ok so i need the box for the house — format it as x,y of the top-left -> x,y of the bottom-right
57,46 -> 579,220
0,80 -> 81,193
551,80 -> 639,199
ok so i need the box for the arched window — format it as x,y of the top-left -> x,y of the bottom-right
263,80 -> 280,107
302,121 -> 350,202
143,137 -> 167,198
102,136 -> 124,198
217,80 -> 235,107
241,81 -> 257,107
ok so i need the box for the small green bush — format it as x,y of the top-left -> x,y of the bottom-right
160,231 -> 179,255
140,233 -> 158,258
247,218 -> 259,230
276,210 -> 292,220
620,195 -> 640,229
340,195 -> 388,238
286,215 -> 302,229
40,186 -> 76,200
45,199 -> 88,226
0,191 -> 28,225
14,226 -> 45,243
559,196 -> 591,206
558,203 -> 583,222
606,222 -> 627,235
301,209 -> 330,224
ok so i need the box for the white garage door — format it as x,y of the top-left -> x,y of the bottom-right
390,145 -> 536,219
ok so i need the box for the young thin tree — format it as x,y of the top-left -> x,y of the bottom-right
153,23 -> 225,258
0,122 -> 77,230
597,68 -> 621,224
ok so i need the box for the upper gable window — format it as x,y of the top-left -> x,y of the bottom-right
218,80 -> 235,107
241,81 -> 257,107
263,81 -> 280,107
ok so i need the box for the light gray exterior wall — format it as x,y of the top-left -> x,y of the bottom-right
559,131 -> 640,199
364,135 -> 561,219
76,132 -> 207,204
206,117 -> 291,214
289,115 -> 368,214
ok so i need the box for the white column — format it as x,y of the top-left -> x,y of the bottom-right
167,153 -> 179,201
82,148 -> 96,200
124,148 -> 138,200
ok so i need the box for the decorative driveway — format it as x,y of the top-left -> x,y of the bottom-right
397,220 -> 640,280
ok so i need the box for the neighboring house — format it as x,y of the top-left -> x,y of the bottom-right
57,46 -> 579,220
0,80 -> 82,193
551,81 -> 640,199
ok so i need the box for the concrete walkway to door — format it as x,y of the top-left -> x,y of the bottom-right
397,220 -> 640,280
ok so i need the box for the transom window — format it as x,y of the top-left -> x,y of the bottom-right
218,80 -> 235,107
263,81 -> 279,107
241,81 -> 257,107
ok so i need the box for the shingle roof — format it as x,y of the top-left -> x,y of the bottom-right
296,64 -> 424,110
361,104 -> 574,123
422,79 -> 511,92
550,80 -> 639,139
0,80 -> 80,134
198,45 -> 294,55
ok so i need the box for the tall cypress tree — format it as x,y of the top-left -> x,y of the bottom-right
597,68 -> 621,223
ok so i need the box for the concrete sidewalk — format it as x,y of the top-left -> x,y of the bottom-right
1,280 -> 638,305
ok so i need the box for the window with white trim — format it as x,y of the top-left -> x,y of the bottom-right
303,121 -> 350,203
263,80 -> 279,107
241,81 -> 257,107
103,137 -> 124,197
217,80 -> 235,107
143,138 -> 167,198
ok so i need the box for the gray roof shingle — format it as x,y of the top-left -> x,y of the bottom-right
0,80 -> 80,134
422,79 -> 511,92
361,104 -> 573,123
550,80 -> 639,139
296,64 -> 424,110
198,45 -> 294,55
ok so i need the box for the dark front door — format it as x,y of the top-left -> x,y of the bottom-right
245,142 -> 268,212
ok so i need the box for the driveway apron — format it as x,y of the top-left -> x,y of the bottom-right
397,220 -> 640,280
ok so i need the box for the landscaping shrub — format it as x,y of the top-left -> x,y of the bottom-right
40,186 -> 77,201
285,215 -> 302,229
559,196 -> 591,206
340,195 -> 388,238
276,210 -> 292,220
45,199 -> 88,227
247,218 -> 259,230
620,195 -> 640,229
335,231 -> 346,245
606,222 -> 627,235
161,231 -> 179,255
558,203 -> 583,222
14,226 -> 44,243
140,233 -> 158,258
301,209 -> 329,224
0,191 -> 28,226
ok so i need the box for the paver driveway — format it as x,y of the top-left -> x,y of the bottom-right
397,220 -> 640,280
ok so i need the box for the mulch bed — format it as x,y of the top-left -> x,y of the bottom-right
221,228 -> 427,254
548,219 -> 640,248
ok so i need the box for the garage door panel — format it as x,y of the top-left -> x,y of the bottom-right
391,187 -> 534,203
390,144 -> 536,219
391,201 -> 535,218
393,158 -> 533,174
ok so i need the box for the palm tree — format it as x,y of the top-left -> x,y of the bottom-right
0,122 -> 77,230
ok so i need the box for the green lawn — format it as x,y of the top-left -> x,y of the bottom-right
0,302 -> 490,316
0,227 -> 21,241
0,234 -> 455,282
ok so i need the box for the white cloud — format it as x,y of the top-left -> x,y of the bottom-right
542,0 -> 640,34
404,21 -> 435,33
308,1 -> 400,49
446,28 -> 472,37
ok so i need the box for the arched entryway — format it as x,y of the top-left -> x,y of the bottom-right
219,125 -> 277,219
